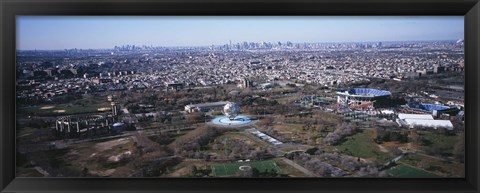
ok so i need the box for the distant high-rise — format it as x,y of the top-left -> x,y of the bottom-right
243,78 -> 252,88
111,102 -> 118,116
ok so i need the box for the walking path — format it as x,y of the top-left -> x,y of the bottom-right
278,157 -> 316,177
34,166 -> 50,177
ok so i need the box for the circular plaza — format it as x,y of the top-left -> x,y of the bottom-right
211,115 -> 253,126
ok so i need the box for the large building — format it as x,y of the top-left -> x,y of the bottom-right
166,83 -> 184,91
403,102 -> 460,116
242,78 -> 252,88
185,101 -> 230,113
396,113 -> 454,130
55,114 -> 116,136
336,88 -> 391,109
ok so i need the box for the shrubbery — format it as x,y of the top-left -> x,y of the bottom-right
169,126 -> 222,158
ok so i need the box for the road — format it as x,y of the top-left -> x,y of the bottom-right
399,146 -> 458,163
34,166 -> 50,177
278,157 -> 316,177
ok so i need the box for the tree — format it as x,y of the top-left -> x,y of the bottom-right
240,87 -> 252,96
156,131 -> 174,145
409,129 -> 420,144
186,112 -> 205,124
258,117 -> 274,127
306,147 -> 319,155
340,157 -> 361,171
357,165 -> 388,177
323,123 -> 358,145
190,165 -> 198,176
169,126 -> 221,157
81,167 -> 89,177
453,133 -> 465,163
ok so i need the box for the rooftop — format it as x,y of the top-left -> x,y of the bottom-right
406,103 -> 451,111
337,88 -> 391,97
186,101 -> 230,108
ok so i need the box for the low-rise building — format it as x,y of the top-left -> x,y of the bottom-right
396,113 -> 454,130
185,101 -> 230,113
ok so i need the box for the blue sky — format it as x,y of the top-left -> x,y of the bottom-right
16,16 -> 464,50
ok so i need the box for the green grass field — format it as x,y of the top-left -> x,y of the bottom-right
335,130 -> 391,162
211,160 -> 280,177
419,132 -> 459,155
20,102 -> 111,116
400,154 -> 465,177
386,164 -> 439,178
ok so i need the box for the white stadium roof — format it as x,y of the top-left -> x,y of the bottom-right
398,113 -> 434,120
403,119 -> 454,129
397,113 -> 453,130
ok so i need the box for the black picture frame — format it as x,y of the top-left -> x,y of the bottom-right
1,0 -> 479,192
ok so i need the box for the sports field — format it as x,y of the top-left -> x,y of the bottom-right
211,160 -> 280,177
386,164 -> 439,178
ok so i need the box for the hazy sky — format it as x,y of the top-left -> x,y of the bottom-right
17,16 -> 464,50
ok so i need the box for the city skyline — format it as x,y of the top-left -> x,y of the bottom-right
17,16 -> 464,50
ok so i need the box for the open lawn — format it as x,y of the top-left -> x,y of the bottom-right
273,158 -> 309,177
20,102 -> 111,116
418,131 -> 460,157
226,131 -> 271,147
139,121 -> 164,130
273,124 -> 304,133
400,154 -> 465,177
334,130 -> 392,162
211,160 -> 280,177
277,144 -> 313,155
222,132 -> 265,147
19,138 -> 137,177
386,164 -> 439,178
275,95 -> 301,105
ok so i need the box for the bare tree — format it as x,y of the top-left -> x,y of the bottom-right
323,122 -> 358,145
453,133 -> 465,163
357,165 -> 388,177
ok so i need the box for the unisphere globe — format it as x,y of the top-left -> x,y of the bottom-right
223,102 -> 240,120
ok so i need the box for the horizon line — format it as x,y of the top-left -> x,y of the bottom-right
16,39 -> 463,51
